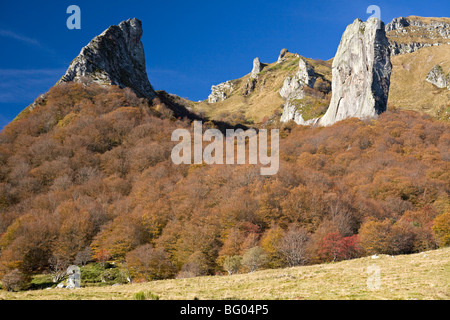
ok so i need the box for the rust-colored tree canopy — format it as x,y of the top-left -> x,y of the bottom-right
0,83 -> 448,280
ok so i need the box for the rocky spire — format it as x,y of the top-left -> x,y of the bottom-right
250,57 -> 263,79
58,18 -> 156,99
319,18 -> 392,126
277,48 -> 289,63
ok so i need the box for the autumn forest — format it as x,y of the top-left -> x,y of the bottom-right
0,83 -> 449,287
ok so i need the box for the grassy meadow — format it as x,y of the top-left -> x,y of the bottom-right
1,247 -> 448,300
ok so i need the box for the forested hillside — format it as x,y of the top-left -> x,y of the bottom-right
0,83 -> 449,285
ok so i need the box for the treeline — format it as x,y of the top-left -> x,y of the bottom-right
0,83 -> 448,288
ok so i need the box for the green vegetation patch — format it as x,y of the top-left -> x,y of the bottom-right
133,291 -> 160,300
290,97 -> 329,120
80,263 -> 128,286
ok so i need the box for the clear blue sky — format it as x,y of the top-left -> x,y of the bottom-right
0,0 -> 448,129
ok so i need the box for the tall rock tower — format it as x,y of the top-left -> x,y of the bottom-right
319,18 -> 392,126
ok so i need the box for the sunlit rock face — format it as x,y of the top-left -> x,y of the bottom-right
59,18 -> 156,99
319,18 -> 392,126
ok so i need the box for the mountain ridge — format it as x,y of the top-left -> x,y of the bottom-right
14,15 -> 450,129
0,15 -> 448,290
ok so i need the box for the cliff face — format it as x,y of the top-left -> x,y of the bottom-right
58,18 -> 156,99
319,18 -> 392,126
386,16 -> 450,56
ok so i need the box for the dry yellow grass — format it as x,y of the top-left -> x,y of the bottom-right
191,53 -> 331,124
1,247 -> 448,300
386,16 -> 450,45
388,44 -> 450,117
192,43 -> 450,124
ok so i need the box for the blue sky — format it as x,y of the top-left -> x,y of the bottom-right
0,0 -> 449,129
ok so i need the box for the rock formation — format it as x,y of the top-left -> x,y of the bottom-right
243,78 -> 257,96
58,18 -> 156,99
280,58 -> 319,125
66,265 -> 81,289
318,18 -> 392,127
277,48 -> 289,63
57,265 -> 81,289
280,77 -> 304,100
250,57 -> 263,79
208,81 -> 234,103
386,16 -> 450,56
280,58 -> 316,100
280,101 -> 318,126
426,65 -> 450,90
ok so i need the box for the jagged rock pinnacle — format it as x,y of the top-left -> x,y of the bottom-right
58,18 -> 156,99
250,57 -> 263,79
319,18 -> 392,126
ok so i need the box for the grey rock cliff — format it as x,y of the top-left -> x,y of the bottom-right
386,17 -> 450,36
208,81 -> 234,103
388,42 -> 437,56
280,100 -> 318,126
280,58 -> 317,125
386,17 -> 450,55
280,76 -> 305,100
297,59 -> 317,88
319,18 -> 392,126
58,18 -> 156,99
280,58 -> 315,100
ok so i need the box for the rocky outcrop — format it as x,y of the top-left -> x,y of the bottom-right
280,100 -> 318,126
386,16 -> 450,36
388,42 -> 438,56
319,18 -> 392,127
280,58 -> 316,100
386,16 -> 450,56
243,78 -> 257,96
426,65 -> 450,89
244,57 -> 266,95
280,58 -> 317,124
208,81 -> 234,103
297,59 -> 316,88
280,76 -> 304,100
277,48 -> 289,63
58,18 -> 156,99
250,57 -> 263,79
